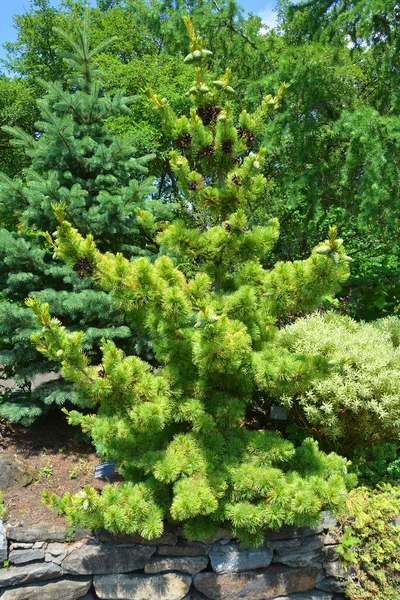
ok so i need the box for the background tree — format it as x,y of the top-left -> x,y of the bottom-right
0,19 -> 170,425
30,20 -> 355,545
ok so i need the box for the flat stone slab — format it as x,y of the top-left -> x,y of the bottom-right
94,572 -> 191,599
209,543 -> 273,573
0,576 -> 91,599
145,556 -> 208,575
264,525 -> 323,541
273,536 -> 323,568
0,562 -> 62,589
62,543 -> 155,575
194,565 -> 321,599
9,549 -> 45,565
96,529 -> 178,546
316,577 -> 346,593
158,545 -> 208,557
0,456 -> 34,490
7,525 -> 68,543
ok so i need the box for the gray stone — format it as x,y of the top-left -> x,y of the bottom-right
94,572 -> 191,599
158,545 -> 208,557
145,556 -> 208,575
96,528 -> 178,546
324,561 -> 348,579
265,538 -> 303,551
0,521 -> 7,563
322,546 -> 339,563
209,542 -> 273,573
44,542 -> 68,564
7,525 -> 68,543
0,577 -> 91,599
316,577 -> 346,593
323,532 -> 338,546
9,545 -> 33,551
194,566 -> 321,599
33,543 -> 45,550
0,562 -> 62,589
0,456 -> 34,490
275,593 -> 333,600
393,515 -> 400,527
321,513 -> 338,530
9,549 -> 45,565
62,543 -> 155,575
264,525 -> 324,541
273,536 -> 323,567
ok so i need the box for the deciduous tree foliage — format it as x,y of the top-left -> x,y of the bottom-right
30,20 -> 354,545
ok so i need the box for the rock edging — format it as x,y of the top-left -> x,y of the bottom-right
0,515 -> 348,599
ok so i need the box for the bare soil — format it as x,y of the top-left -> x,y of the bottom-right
0,411 -> 107,527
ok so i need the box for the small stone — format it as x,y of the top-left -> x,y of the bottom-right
33,543 -> 45,550
0,521 -> 7,563
0,562 -> 62,589
194,565 -> 321,599
45,542 -> 67,557
0,576 -> 92,599
0,456 -> 34,490
9,549 -> 45,565
209,543 -> 273,573
7,525 -> 68,543
94,572 -> 191,600
145,556 -> 208,575
62,543 -> 155,575
324,561 -> 348,579
323,546 -> 339,562
158,545 -> 208,557
323,532 -> 338,546
316,577 -> 346,593
321,513 -> 338,530
394,515 -> 400,527
96,528 -> 178,546
9,545 -> 33,551
275,592 -> 333,600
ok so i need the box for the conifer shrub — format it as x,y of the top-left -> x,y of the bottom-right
273,312 -> 400,454
29,19 -> 355,545
0,19 -> 170,424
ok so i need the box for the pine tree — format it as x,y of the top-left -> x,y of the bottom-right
30,19 -> 355,545
0,18 -> 171,425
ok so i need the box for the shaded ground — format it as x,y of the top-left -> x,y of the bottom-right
0,411 -> 107,526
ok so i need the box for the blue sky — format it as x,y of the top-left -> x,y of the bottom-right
0,0 -> 279,62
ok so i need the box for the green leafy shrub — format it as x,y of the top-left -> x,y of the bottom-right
350,441 -> 400,487
338,485 -> 400,600
274,312 -> 400,454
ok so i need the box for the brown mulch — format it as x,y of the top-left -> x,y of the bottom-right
0,412 -> 108,527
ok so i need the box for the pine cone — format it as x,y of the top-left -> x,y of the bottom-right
231,174 -> 242,185
233,154 -> 242,164
236,126 -> 256,144
188,180 -> 199,190
197,104 -> 223,125
73,258 -> 93,279
97,367 -> 107,378
224,222 -> 232,231
174,133 -> 192,149
197,144 -> 215,160
221,140 -> 233,154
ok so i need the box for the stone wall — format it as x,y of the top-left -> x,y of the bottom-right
0,514 -> 348,600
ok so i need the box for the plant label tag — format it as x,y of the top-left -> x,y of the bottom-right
94,460 -> 115,479
270,406 -> 288,421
